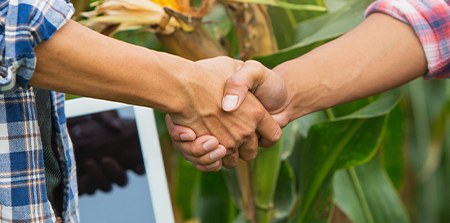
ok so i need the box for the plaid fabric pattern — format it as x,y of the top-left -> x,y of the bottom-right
0,0 -> 78,222
365,0 -> 450,79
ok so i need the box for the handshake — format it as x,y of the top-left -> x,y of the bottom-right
163,10 -> 429,172
164,57 -> 297,172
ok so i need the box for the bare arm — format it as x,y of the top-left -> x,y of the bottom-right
274,12 -> 427,123
166,13 -> 428,170
32,20 -> 193,114
31,20 -> 282,170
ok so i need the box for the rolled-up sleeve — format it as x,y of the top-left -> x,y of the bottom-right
0,0 -> 74,93
365,0 -> 450,80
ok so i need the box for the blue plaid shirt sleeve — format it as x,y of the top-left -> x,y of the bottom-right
0,0 -> 75,93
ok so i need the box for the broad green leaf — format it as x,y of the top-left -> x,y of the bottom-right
176,156 -> 201,220
254,0 -> 374,68
273,162 -> 297,221
302,175 -> 334,223
325,0 -> 350,12
380,101 -> 406,191
334,155 -> 410,223
290,0 -> 327,23
226,0 -> 327,11
223,168 -> 243,211
293,88 -> 401,138
330,96 -> 373,119
224,25 -> 240,59
295,111 -> 328,138
295,115 -> 388,223
441,117 -> 450,223
407,79 -> 431,170
281,122 -> 302,160
269,7 -> 297,49
233,212 -> 249,223
200,171 -> 236,223
269,0 -> 328,49
288,175 -> 334,223
335,88 -> 402,120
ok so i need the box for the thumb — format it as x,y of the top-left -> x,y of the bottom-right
222,60 -> 267,112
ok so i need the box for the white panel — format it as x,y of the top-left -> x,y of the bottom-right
134,106 -> 175,223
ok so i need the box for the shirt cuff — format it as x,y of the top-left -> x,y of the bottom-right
365,0 -> 450,80
0,0 -> 75,94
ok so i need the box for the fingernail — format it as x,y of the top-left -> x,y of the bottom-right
222,95 -> 239,111
180,133 -> 194,141
203,140 -> 217,152
206,161 -> 219,169
210,147 -> 226,160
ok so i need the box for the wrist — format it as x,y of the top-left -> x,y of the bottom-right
273,58 -> 325,122
142,52 -> 197,114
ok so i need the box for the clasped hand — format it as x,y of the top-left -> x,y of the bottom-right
166,57 -> 292,172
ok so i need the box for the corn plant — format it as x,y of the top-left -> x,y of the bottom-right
78,0 -> 416,222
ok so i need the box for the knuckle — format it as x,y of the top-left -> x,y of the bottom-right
242,129 -> 254,138
226,76 -> 243,89
191,148 -> 205,157
240,152 -> 257,162
250,107 -> 264,120
246,60 -> 264,72
195,165 -> 207,172
199,157 -> 211,165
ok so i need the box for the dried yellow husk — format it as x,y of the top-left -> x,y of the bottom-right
82,0 -> 215,35
82,0 -> 181,34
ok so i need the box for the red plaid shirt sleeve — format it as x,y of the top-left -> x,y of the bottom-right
365,0 -> 450,80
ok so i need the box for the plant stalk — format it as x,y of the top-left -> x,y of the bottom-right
156,27 -> 228,61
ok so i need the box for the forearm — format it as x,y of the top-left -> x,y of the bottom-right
31,20 -> 193,114
275,13 -> 427,121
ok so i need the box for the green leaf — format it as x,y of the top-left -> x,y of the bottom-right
254,0 -> 374,69
200,171 -> 237,223
295,115 -> 388,222
227,0 -> 327,11
176,156 -> 201,221
281,121 -> 302,160
268,0 -> 328,49
290,0 -> 327,23
268,7 -> 297,49
293,88 -> 401,139
294,111 -> 328,138
335,88 -> 402,120
334,155 -> 410,223
273,162 -> 298,220
380,101 -> 406,191
223,168 -> 243,207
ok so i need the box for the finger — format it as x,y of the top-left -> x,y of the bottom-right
172,135 -> 219,157
84,159 -> 112,192
222,60 -> 267,112
256,110 -> 282,148
165,114 -> 196,141
179,145 -> 226,165
222,151 -> 240,169
77,175 -> 94,195
132,164 -> 146,175
237,133 -> 259,162
194,159 -> 223,172
101,156 -> 128,187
